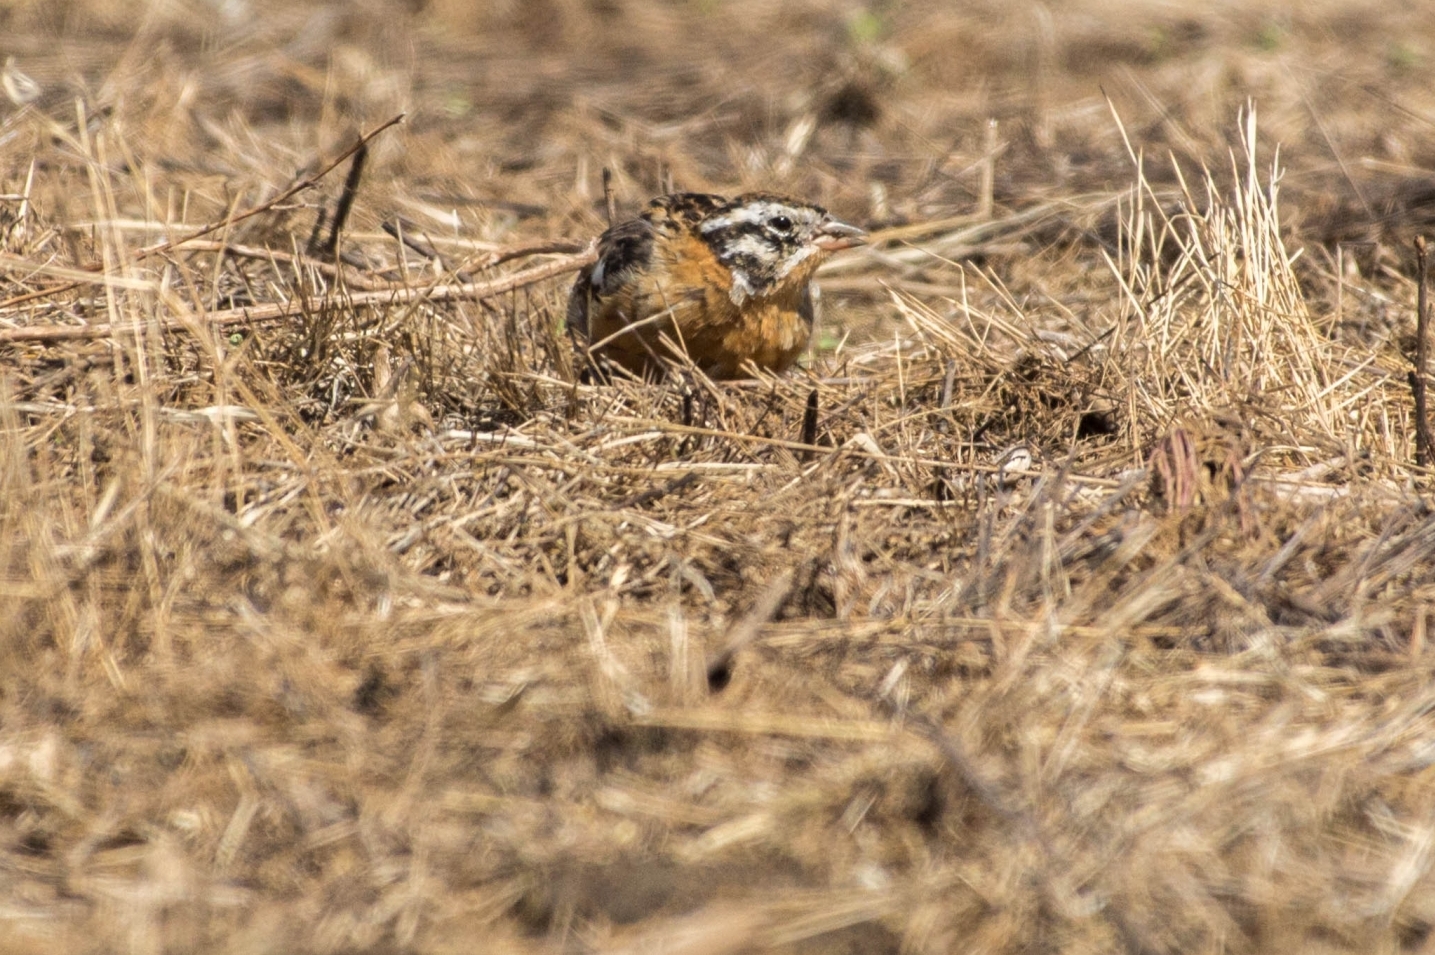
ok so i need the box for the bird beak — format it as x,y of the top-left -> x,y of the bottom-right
813,218 -> 868,252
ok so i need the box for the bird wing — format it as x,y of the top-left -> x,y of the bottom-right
567,214 -> 655,338
566,193 -> 728,341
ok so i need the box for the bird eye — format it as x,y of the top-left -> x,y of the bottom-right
769,214 -> 794,233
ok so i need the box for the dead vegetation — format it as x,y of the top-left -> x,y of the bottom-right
5,1 -> 1435,953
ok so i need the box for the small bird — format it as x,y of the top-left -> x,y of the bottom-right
567,192 -> 867,380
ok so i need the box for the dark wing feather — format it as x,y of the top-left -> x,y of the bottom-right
566,193 -> 729,341
592,215 -> 656,296
565,270 -> 593,338
566,214 -> 656,339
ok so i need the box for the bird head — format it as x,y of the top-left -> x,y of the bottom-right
697,194 -> 866,305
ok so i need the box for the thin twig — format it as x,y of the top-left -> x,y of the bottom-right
1414,236 -> 1433,468
314,142 -> 368,260
800,388 -> 819,460
168,239 -> 382,290
603,167 -> 616,228
0,249 -> 595,345
382,216 -> 472,282
615,470 -> 698,510
706,568 -> 795,691
0,114 -> 405,310
483,239 -> 589,268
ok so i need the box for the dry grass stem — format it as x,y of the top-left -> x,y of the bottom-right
4,3 -> 1435,953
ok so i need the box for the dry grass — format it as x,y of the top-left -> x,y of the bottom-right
5,1 -> 1435,952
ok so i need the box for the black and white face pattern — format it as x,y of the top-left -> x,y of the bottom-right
698,195 -> 861,304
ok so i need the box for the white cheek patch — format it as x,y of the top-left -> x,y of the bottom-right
589,260 -> 606,289
724,233 -> 773,260
728,270 -> 755,306
700,199 -> 828,304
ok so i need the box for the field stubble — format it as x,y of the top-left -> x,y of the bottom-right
4,1 -> 1435,952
